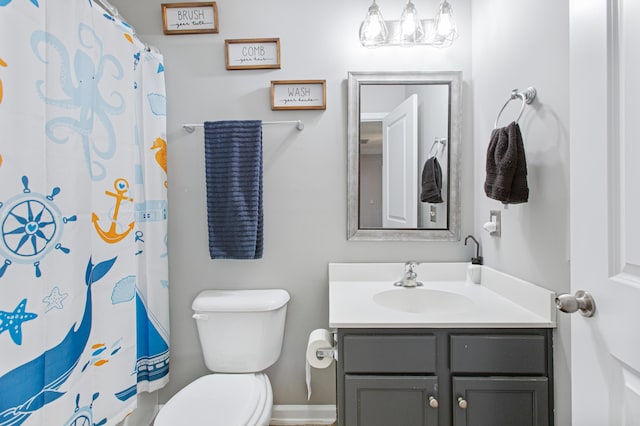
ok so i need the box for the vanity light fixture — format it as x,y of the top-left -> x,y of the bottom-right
359,0 -> 458,48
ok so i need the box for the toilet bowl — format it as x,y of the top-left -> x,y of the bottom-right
153,289 -> 289,426
154,373 -> 272,426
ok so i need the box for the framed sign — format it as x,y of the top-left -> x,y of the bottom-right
271,80 -> 326,111
162,2 -> 218,35
225,38 -> 281,70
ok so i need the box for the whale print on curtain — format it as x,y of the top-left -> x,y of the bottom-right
0,0 -> 169,425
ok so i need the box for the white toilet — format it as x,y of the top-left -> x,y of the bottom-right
154,289 -> 290,426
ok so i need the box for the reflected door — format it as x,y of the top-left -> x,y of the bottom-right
382,94 -> 418,228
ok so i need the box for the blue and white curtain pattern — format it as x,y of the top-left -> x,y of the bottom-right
0,0 -> 169,425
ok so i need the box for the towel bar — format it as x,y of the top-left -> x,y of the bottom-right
494,87 -> 537,129
183,120 -> 304,133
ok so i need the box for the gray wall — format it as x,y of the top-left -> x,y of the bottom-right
111,1 -> 570,422
111,0 -> 473,406
471,1 -> 571,424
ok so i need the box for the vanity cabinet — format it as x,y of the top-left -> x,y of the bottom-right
336,328 -> 553,426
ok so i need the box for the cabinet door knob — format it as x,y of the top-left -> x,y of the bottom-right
428,396 -> 439,408
457,396 -> 468,409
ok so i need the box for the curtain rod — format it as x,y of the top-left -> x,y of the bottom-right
182,120 -> 305,133
93,0 -> 161,54
93,0 -> 118,19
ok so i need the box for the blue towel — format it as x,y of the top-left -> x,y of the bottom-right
204,120 -> 263,259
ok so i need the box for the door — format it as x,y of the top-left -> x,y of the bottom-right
569,0 -> 640,424
451,377 -> 549,426
382,94 -> 418,228
345,375 -> 438,426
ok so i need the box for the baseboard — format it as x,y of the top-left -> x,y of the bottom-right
270,405 -> 336,425
124,403 -> 336,425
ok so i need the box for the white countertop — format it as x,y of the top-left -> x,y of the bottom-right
329,262 -> 557,329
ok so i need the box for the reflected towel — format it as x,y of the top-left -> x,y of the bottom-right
484,121 -> 529,204
204,120 -> 263,259
420,157 -> 443,203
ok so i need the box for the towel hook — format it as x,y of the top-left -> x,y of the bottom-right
428,137 -> 447,158
493,87 -> 537,129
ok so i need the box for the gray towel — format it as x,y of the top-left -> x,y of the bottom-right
204,120 -> 263,259
484,121 -> 529,204
420,157 -> 443,203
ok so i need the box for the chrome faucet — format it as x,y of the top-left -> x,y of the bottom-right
394,261 -> 423,287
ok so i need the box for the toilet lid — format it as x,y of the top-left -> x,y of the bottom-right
154,374 -> 271,426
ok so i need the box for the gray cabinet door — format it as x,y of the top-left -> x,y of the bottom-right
452,377 -> 549,426
345,375 -> 438,426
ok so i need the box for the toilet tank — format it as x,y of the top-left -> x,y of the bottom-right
192,289 -> 290,373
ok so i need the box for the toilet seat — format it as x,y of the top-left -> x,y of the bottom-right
154,373 -> 272,426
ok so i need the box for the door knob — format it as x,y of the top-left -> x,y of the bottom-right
457,396 -> 468,409
428,396 -> 438,408
555,290 -> 595,317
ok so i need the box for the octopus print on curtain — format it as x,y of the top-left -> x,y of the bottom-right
0,0 -> 169,425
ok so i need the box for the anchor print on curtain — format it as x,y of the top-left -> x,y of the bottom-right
0,0 -> 169,425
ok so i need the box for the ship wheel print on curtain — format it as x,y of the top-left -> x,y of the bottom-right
0,176 -> 76,279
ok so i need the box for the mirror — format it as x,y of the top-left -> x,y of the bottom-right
347,71 -> 461,241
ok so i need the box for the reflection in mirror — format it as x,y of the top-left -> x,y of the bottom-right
347,71 -> 461,241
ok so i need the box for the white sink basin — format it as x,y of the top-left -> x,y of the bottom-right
329,262 -> 557,328
373,288 -> 473,314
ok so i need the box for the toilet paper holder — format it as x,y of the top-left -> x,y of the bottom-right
315,346 -> 336,360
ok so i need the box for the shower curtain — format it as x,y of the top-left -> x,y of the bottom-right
0,0 -> 169,425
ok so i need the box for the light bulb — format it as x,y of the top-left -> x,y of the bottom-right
399,1 -> 424,44
359,1 -> 388,47
434,0 -> 458,47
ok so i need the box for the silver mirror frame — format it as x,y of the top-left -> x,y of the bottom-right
347,71 -> 462,241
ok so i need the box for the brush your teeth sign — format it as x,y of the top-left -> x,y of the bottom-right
162,2 -> 218,35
